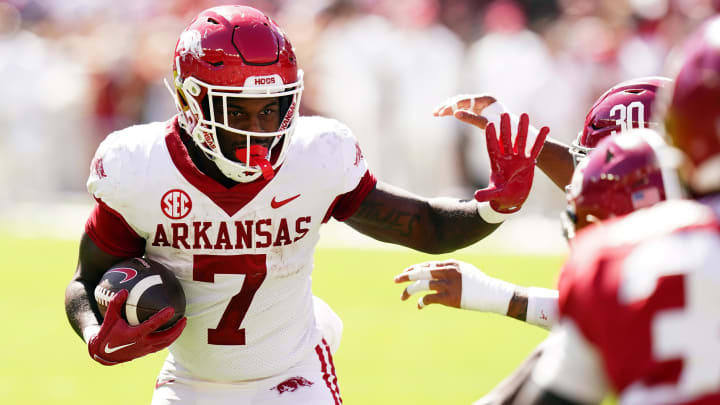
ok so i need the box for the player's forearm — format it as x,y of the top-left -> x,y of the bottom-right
422,197 -> 503,253
346,182 -> 502,254
506,286 -> 558,330
67,232 -> 129,341
65,278 -> 102,341
536,137 -> 575,190
348,198 -> 500,253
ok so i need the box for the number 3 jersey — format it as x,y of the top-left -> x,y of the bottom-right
537,200 -> 720,405
85,116 -> 376,382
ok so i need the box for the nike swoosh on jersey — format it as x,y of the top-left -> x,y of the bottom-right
271,194 -> 301,209
104,341 -> 136,354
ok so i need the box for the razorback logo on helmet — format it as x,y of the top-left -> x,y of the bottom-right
161,189 -> 192,220
270,376 -> 314,395
177,29 -> 205,59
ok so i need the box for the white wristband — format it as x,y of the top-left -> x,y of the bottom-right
461,271 -> 516,314
482,101 -> 542,157
477,201 -> 514,224
82,325 -> 101,344
526,287 -> 559,330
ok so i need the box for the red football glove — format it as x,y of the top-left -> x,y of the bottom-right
474,113 -> 549,213
87,289 -> 187,366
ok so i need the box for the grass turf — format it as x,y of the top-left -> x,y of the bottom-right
1,235 -> 564,404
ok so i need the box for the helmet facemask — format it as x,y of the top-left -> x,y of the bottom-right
173,70 -> 303,183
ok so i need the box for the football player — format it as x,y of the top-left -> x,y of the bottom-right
63,5 -> 548,405
509,16 -> 720,405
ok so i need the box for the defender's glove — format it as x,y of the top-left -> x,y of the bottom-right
86,289 -> 186,366
475,112 -> 549,213
394,259 -> 516,313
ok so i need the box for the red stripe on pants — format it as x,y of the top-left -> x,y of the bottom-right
315,340 -> 342,404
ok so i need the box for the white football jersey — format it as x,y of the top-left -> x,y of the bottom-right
87,116 -> 369,381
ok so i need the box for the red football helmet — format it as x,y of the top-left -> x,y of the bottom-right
169,5 -> 303,183
664,17 -> 720,195
570,76 -> 671,166
562,128 -> 680,239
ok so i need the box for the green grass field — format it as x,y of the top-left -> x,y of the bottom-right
1,235 -> 565,404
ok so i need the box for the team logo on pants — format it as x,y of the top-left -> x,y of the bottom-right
271,376 -> 314,395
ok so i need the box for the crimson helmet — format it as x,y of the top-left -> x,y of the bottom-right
570,76 -> 671,166
664,17 -> 720,195
169,5 -> 303,183
562,128 -> 681,239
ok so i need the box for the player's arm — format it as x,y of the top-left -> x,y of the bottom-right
345,183 -> 500,254
535,137 -> 575,190
393,259 -> 558,329
65,204 -> 185,365
65,232 -> 128,341
346,112 -> 548,253
473,325 -> 602,405
434,94 -> 574,190
506,320 -> 608,405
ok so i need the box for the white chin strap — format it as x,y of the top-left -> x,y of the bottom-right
214,155 -> 265,183
189,123 -> 276,184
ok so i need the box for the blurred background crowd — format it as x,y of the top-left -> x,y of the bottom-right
1,0 -> 717,232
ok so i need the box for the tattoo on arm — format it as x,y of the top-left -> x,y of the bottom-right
352,200 -> 420,238
346,181 -> 501,253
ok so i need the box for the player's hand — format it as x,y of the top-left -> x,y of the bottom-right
394,259 -> 515,314
87,289 -> 187,366
475,113 -> 549,213
433,94 -> 498,129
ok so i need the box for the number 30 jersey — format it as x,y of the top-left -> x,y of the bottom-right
86,116 -> 376,382
543,200 -> 720,405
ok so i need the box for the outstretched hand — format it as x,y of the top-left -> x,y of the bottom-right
394,259 -> 516,314
394,260 -> 463,309
475,113 -> 549,213
87,289 -> 186,366
433,94 -> 499,129
434,94 -> 550,213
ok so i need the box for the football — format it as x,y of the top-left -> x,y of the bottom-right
94,257 -> 186,331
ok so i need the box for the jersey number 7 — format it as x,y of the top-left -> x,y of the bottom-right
193,254 -> 267,345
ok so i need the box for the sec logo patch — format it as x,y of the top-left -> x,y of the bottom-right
161,189 -> 192,219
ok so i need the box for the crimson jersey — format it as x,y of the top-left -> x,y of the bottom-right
555,199 -> 720,404
86,115 -> 375,382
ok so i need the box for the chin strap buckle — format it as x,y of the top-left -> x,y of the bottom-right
235,145 -> 275,180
